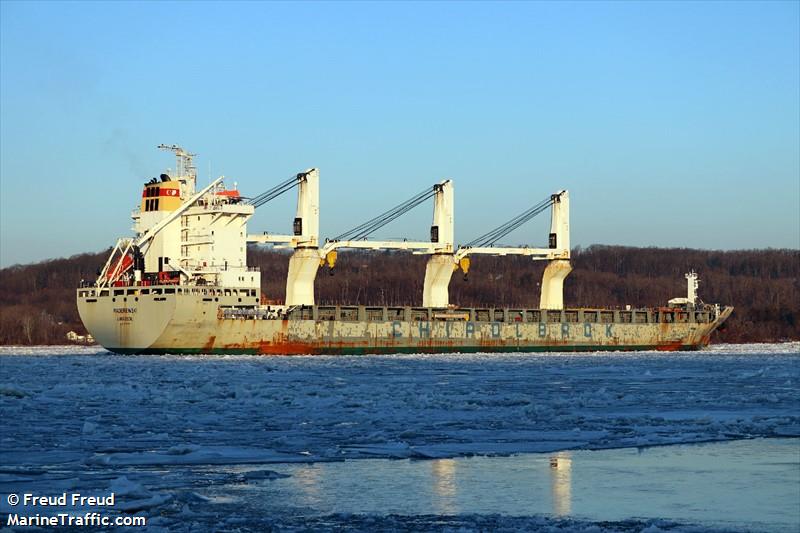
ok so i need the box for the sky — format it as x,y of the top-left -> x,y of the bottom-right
1,1 -> 798,267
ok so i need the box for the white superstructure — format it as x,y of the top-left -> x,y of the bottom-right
99,145 -> 260,291
668,271 -> 701,307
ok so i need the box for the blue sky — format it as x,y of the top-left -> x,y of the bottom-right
1,1 -> 798,267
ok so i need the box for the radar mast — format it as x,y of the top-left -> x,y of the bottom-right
157,144 -> 197,195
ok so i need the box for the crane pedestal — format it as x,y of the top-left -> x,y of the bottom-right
286,248 -> 320,306
423,254 -> 455,308
540,259 -> 572,310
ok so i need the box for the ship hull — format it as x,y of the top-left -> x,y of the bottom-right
78,289 -> 732,355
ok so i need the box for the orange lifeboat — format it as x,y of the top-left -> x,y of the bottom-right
106,255 -> 133,281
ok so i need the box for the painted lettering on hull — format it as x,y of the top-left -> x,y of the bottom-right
87,301 -> 731,355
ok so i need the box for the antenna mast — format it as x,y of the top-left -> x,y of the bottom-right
157,144 -> 197,194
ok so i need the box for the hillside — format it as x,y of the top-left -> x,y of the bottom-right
0,246 -> 797,345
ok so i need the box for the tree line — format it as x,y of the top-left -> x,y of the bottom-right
0,245 -> 796,344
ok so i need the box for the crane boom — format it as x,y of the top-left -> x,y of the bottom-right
452,190 -> 571,310
246,169 -> 319,248
245,169 -> 321,306
418,190 -> 571,308
315,180 -> 454,308
321,180 -> 453,258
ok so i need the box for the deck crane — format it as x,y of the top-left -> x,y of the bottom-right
452,190 -> 571,309
245,169 -> 320,306
319,180 -> 455,308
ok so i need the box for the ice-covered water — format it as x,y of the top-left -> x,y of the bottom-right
1,343 -> 798,531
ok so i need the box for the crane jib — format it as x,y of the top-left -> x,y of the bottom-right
333,186 -> 437,241
246,174 -> 304,209
466,196 -> 555,248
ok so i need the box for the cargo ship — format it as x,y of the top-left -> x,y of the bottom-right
77,145 -> 732,354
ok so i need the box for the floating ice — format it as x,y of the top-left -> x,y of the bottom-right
1,343 -> 797,530
88,446 -> 317,466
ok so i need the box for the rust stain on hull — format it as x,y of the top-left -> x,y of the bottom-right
655,341 -> 683,352
79,290 -> 733,355
203,336 -> 217,352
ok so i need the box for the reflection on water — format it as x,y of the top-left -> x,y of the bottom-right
239,439 -> 798,532
550,452 -> 572,516
431,459 -> 457,514
291,463 -> 322,505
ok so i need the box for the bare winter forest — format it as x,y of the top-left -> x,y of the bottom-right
0,246 -> 797,345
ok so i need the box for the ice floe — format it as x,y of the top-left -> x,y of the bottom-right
1,343 -> 797,530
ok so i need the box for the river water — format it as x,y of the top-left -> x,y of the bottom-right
1,343 -> 798,531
